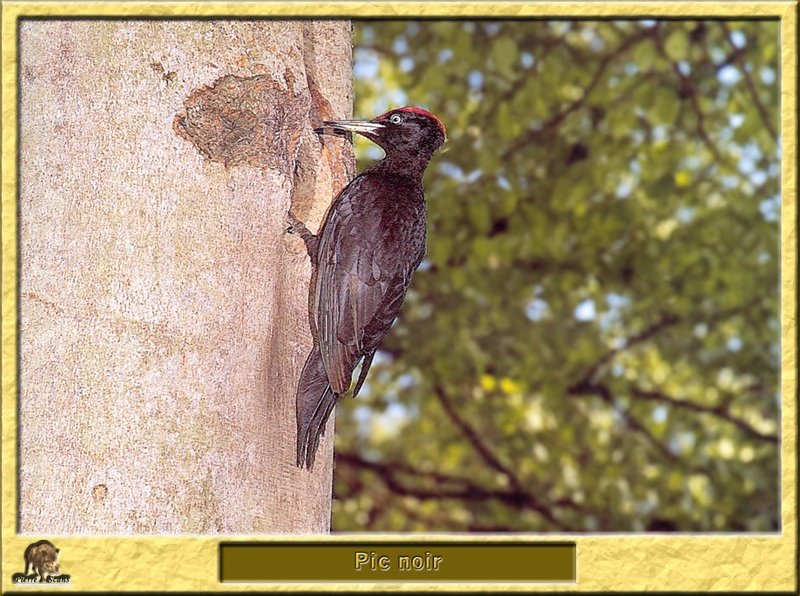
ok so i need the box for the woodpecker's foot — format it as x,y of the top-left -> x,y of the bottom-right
285,211 -> 308,235
285,211 -> 319,263
285,210 -> 298,234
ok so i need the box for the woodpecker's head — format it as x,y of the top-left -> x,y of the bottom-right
315,107 -> 446,157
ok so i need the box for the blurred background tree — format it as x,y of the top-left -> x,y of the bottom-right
332,20 -> 780,532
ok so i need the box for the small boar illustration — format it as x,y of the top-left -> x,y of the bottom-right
24,540 -> 61,582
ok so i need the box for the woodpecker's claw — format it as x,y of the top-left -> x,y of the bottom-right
285,210 -> 302,235
286,211 -> 316,245
285,211 -> 320,264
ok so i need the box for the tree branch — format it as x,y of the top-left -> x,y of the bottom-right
574,297 -> 764,388
718,22 -> 778,142
577,313 -> 681,386
501,27 -> 656,161
629,386 -> 778,444
567,381 -> 678,462
714,46 -> 747,73
430,385 -> 573,529
650,24 -> 722,161
432,384 -> 524,491
484,27 -> 574,119
336,450 -> 576,530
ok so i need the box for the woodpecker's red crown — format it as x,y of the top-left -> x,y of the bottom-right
377,106 -> 447,139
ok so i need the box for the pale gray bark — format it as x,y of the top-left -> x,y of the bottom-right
19,20 -> 353,534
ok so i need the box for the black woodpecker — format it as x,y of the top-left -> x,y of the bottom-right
288,107 -> 446,469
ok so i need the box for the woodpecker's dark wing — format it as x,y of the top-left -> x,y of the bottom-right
314,176 -> 425,395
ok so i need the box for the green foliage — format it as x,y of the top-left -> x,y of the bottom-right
334,20 -> 780,532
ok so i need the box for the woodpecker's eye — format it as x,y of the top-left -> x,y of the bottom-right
389,114 -> 403,125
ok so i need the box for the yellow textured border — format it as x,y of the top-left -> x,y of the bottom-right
1,1 -> 796,592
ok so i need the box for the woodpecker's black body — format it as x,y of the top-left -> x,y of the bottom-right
289,107 -> 446,469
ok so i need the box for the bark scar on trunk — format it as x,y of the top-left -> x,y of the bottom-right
173,74 -> 305,173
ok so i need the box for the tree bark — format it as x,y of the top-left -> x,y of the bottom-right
19,20 -> 353,534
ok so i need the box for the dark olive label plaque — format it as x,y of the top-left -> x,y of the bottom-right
220,542 -> 576,582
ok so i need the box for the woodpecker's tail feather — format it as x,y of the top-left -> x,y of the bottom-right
352,349 -> 376,399
296,345 -> 339,469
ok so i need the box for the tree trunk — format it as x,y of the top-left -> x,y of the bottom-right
19,20 -> 353,534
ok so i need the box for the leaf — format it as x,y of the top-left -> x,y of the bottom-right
496,102 -> 514,138
664,29 -> 689,61
653,87 -> 679,124
490,37 -> 518,79
632,40 -> 657,71
674,171 -> 692,188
